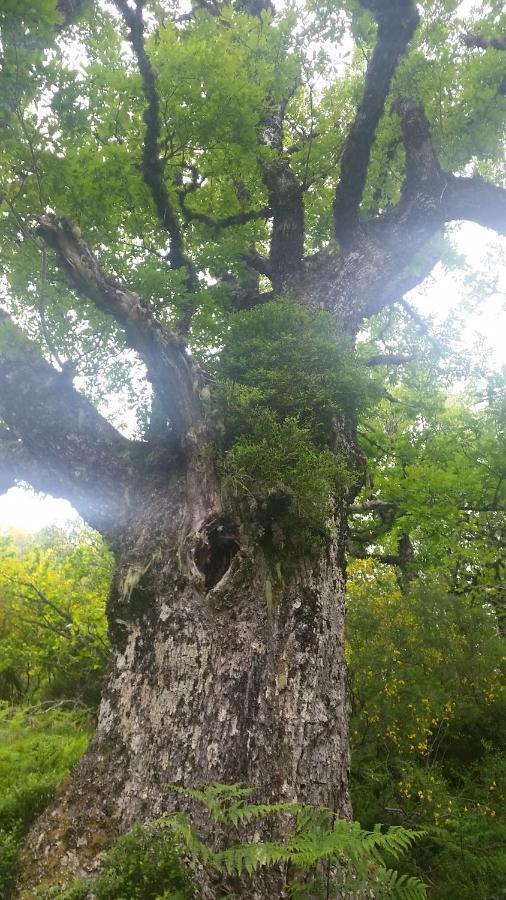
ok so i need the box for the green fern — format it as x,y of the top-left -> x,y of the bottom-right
159,783 -> 427,898
166,782 -> 298,826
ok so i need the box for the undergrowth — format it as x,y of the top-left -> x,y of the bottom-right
48,823 -> 192,900
47,783 -> 426,899
0,704 -> 91,898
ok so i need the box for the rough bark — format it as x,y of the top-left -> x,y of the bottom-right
19,470 -> 351,898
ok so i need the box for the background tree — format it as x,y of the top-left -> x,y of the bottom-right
0,0 -> 505,894
0,526 -> 111,705
347,562 -> 506,899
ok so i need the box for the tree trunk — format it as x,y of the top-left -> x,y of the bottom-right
18,464 -> 352,897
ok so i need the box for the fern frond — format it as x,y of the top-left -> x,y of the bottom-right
159,784 -> 427,898
375,867 -> 427,899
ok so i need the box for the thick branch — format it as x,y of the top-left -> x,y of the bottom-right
243,246 -> 272,279
113,0 -> 194,282
260,95 -> 305,292
394,99 -> 506,233
179,202 -> 271,230
333,0 -> 419,243
37,215 -> 203,437
0,312 -> 133,531
0,428 -> 52,497
395,98 -> 441,191
298,89 -> 505,333
441,176 -> 506,236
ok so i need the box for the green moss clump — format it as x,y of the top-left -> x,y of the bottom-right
222,412 -> 353,549
213,298 -> 366,549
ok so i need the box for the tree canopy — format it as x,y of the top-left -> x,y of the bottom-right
0,1 -> 505,518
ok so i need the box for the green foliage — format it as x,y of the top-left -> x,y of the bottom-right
215,298 -> 368,439
214,299 -> 367,549
353,364 -> 506,620
159,783 -> 427,898
0,0 -> 503,433
347,563 -> 506,898
0,705 -> 91,898
53,823 -> 192,900
221,412 -> 352,550
0,526 -> 112,706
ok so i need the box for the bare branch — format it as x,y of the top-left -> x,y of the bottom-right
180,201 -> 271,230
37,215 -> 204,437
333,0 -> 419,244
349,500 -> 398,513
0,571 -> 73,625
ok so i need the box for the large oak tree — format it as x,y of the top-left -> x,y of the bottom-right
0,0 -> 504,894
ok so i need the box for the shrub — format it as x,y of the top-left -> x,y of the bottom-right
55,823 -> 193,900
214,297 -> 369,443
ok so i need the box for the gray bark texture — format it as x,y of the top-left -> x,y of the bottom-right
18,463 -> 351,898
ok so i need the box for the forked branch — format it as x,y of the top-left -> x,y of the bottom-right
333,0 -> 419,243
394,99 -> 506,235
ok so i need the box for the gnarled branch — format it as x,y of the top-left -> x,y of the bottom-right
113,0 -> 195,285
0,311 -> 133,532
37,215 -> 204,438
333,0 -> 419,243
